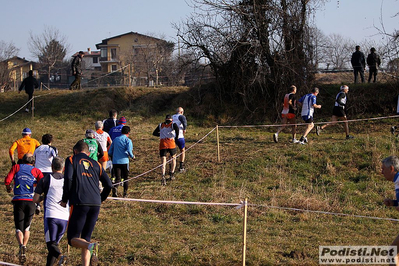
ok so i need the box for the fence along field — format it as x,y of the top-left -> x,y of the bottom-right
0,88 -> 399,265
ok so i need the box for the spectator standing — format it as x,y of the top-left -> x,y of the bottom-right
19,70 -> 39,112
33,157 -> 69,266
60,140 -> 112,266
351,45 -> 366,83
153,115 -> 179,186
108,126 -> 134,197
273,85 -> 299,143
9,128 -> 41,166
103,109 -> 118,133
83,129 -> 104,162
94,121 -> 112,170
5,153 -> 44,264
109,116 -> 127,141
297,87 -> 322,144
316,85 -> 354,140
172,107 -> 188,172
70,51 -> 84,90
367,47 -> 381,83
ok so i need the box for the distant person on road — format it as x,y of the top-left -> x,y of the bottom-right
19,70 -> 39,112
273,85 -> 299,144
103,109 -> 118,133
94,121 -> 112,170
33,157 -> 69,266
9,128 -> 41,166
108,126 -> 134,197
316,85 -> 354,140
172,107 -> 188,172
5,153 -> 44,264
351,45 -> 366,83
60,140 -> 112,266
297,87 -> 322,144
367,47 -> 381,83
153,115 -> 179,186
70,51 -> 84,90
381,155 -> 399,262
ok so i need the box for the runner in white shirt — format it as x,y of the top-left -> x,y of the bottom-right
34,134 -> 58,174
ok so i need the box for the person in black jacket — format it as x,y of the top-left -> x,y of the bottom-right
351,45 -> 366,83
19,70 -> 39,112
316,85 -> 354,140
70,51 -> 84,90
60,140 -> 112,265
367,47 -> 381,83
103,109 -> 118,133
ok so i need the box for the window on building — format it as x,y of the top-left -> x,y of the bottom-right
111,65 -> 117,72
101,48 -> 107,58
93,57 -> 98,63
111,48 -> 117,59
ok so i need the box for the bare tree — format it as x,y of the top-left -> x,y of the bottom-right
28,26 -> 70,89
0,41 -> 19,90
174,0 -> 324,118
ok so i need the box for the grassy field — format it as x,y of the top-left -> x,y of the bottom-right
1,86 -> 399,265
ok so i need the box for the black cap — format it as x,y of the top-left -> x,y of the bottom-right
165,115 -> 172,121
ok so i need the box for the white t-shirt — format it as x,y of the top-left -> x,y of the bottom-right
34,145 -> 58,173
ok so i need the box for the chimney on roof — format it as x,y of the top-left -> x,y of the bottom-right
88,48 -> 91,54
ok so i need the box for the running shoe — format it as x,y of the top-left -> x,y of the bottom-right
161,175 -> 167,186
391,126 -> 396,135
18,245 -> 26,264
88,243 -> 98,265
292,138 -> 300,144
346,135 -> 354,139
35,204 -> 41,215
273,133 -> 278,143
58,255 -> 67,266
316,126 -> 321,136
111,187 -> 118,197
179,167 -> 185,173
170,172 -> 175,181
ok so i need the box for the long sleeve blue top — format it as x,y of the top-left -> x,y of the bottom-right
108,134 -> 134,164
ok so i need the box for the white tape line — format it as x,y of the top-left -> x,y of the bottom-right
218,114 -> 399,128
0,93 -> 53,122
0,261 -> 22,266
109,197 -> 399,222
253,204 -> 399,222
112,127 -> 217,186
108,196 -> 244,208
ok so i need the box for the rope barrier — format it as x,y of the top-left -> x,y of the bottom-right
112,127 -> 217,186
0,261 -> 22,266
83,65 -> 130,84
0,93 -> 54,123
218,114 -> 399,129
108,196 -> 399,222
0,98 -> 33,122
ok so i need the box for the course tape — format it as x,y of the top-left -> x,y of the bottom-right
112,127 -> 217,186
0,93 -> 52,123
0,261 -> 21,266
109,196 -> 399,222
218,114 -> 399,128
109,197 -> 245,209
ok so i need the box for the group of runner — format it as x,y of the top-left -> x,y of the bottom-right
273,85 -> 354,144
4,106 -> 188,265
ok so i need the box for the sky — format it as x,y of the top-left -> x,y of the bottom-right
1,0 -> 397,61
